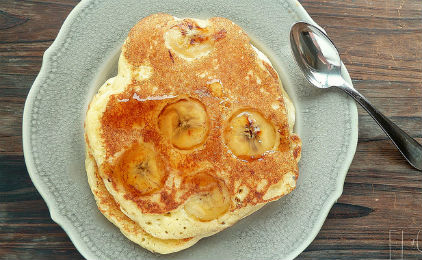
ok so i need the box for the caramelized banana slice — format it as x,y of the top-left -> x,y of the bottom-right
114,142 -> 166,195
164,19 -> 214,59
158,98 -> 209,150
224,109 -> 277,159
183,173 -> 230,221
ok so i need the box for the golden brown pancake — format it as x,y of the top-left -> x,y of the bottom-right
85,13 -> 301,251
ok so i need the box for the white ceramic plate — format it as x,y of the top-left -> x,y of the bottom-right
23,0 -> 358,259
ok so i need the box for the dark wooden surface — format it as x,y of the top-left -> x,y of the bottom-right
1,0 -> 421,259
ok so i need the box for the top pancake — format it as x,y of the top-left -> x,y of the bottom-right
85,13 -> 301,240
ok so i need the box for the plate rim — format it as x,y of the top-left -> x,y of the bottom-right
22,0 -> 358,259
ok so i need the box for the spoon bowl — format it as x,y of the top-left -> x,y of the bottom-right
290,22 -> 343,89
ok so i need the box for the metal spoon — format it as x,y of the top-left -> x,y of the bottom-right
290,21 -> 422,171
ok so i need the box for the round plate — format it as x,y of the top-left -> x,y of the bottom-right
23,0 -> 358,259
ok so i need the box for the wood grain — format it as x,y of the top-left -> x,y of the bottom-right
0,0 -> 421,259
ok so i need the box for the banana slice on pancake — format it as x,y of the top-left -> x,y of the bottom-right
224,109 -> 277,159
183,172 -> 231,221
164,19 -> 216,59
158,98 -> 209,150
113,142 -> 166,195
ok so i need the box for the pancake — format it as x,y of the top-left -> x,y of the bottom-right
85,13 -> 301,250
85,143 -> 200,254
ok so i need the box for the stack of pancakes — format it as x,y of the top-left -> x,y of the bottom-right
84,13 -> 301,254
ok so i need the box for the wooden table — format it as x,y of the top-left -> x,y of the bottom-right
1,0 -> 421,259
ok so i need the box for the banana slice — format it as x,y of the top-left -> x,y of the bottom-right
183,173 -> 230,221
224,109 -> 277,159
114,142 -> 166,195
158,98 -> 209,150
164,19 -> 214,59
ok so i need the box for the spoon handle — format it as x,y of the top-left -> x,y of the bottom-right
338,83 -> 422,171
